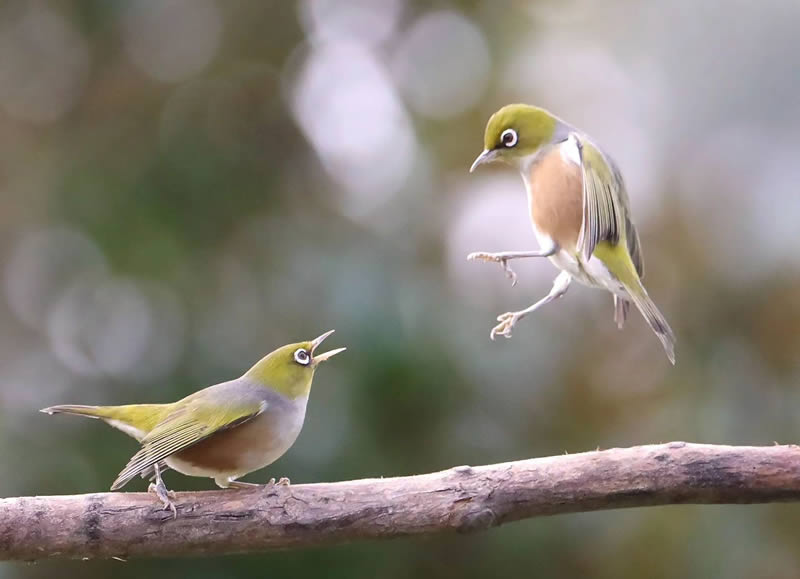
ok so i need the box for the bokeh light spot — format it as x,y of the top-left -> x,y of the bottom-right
4,227 -> 107,331
47,276 -> 184,381
122,0 -> 221,83
392,10 -> 490,120
0,3 -> 89,123
299,0 -> 404,48
288,41 -> 417,220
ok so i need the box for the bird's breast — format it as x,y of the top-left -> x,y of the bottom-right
167,395 -> 308,478
523,146 -> 583,252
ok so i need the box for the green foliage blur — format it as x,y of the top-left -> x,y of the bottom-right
2,0 -> 800,577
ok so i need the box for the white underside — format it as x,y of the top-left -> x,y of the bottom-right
544,242 -> 629,299
106,419 -> 146,442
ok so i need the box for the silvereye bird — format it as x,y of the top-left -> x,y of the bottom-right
468,104 -> 675,364
41,330 -> 345,515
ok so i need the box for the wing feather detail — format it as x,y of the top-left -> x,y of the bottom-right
573,133 -> 640,273
111,397 -> 267,490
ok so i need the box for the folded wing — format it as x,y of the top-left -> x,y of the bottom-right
572,133 -> 643,277
111,388 -> 267,490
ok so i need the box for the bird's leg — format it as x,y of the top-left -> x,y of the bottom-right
613,295 -> 630,330
147,462 -> 177,518
468,241 -> 557,286
145,461 -> 170,481
490,271 -> 572,340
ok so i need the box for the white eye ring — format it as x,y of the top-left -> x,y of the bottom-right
501,128 -> 518,148
294,348 -> 310,365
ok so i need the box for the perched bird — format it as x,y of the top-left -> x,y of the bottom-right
41,330 -> 346,514
468,104 -> 675,364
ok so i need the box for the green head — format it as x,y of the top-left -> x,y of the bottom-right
470,104 -> 559,172
244,330 -> 346,399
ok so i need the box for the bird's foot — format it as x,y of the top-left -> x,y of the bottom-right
148,480 -> 177,518
266,477 -> 291,487
490,311 -> 523,340
467,252 -> 518,286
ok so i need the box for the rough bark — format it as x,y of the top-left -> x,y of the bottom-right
2,442 -> 800,561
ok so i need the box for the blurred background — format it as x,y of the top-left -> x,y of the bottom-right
1,0 -> 799,577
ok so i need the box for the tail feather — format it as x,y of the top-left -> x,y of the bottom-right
594,241 -> 676,364
40,404 -> 112,419
626,286 -> 676,365
41,403 -> 170,440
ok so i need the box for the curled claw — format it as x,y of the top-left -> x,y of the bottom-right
265,477 -> 291,486
467,252 -> 518,286
498,259 -> 518,286
489,312 -> 519,340
148,482 -> 177,519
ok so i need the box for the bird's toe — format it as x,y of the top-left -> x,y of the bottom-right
148,482 -> 178,519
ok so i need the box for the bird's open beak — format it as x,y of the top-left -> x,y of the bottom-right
469,149 -> 498,173
311,330 -> 346,364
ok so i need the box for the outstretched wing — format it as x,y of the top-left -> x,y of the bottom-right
572,133 -> 643,277
111,384 -> 268,490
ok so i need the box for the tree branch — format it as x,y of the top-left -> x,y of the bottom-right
3,442 -> 800,561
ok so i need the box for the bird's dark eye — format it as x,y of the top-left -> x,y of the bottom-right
501,128 -> 518,148
294,348 -> 310,365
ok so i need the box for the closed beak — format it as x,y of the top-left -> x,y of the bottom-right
470,149 -> 498,173
311,330 -> 346,364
